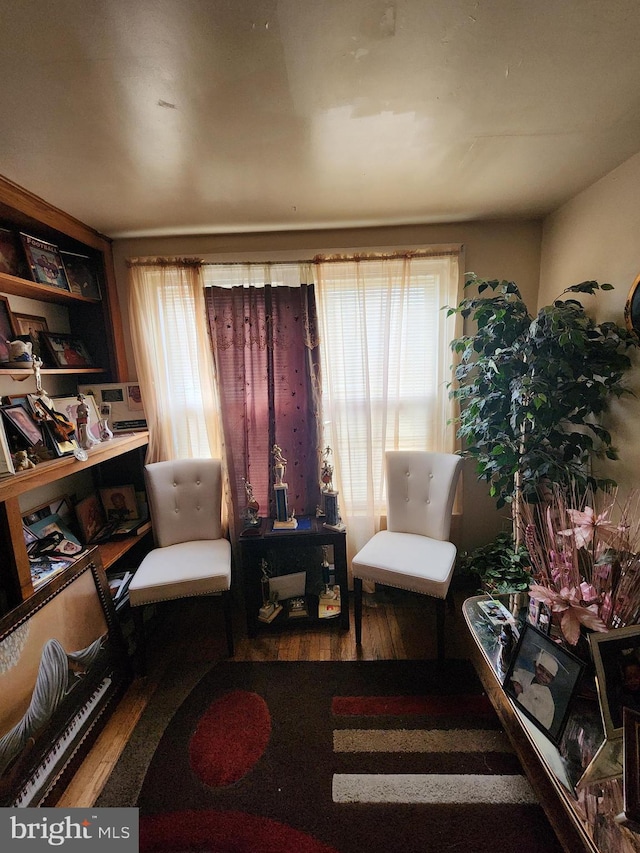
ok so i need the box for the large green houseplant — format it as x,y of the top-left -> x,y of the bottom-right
449,273 -> 637,559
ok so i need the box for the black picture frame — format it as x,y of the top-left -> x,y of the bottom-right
41,331 -> 95,369
60,250 -> 101,300
623,706 -> 640,824
0,552 -> 131,806
503,623 -> 585,746
0,403 -> 43,447
589,624 -> 640,739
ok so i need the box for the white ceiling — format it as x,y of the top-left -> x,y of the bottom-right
1,0 -> 640,239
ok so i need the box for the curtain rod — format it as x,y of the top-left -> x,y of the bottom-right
128,248 -> 461,268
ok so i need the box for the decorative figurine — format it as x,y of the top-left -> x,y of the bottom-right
498,623 -> 516,673
272,443 -> 297,528
76,393 -> 99,450
98,401 -> 114,441
242,478 -> 261,528
13,449 -> 35,470
319,446 -> 345,531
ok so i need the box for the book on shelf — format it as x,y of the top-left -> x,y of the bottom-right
258,603 -> 283,624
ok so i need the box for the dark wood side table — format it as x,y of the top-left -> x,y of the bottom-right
463,594 -> 638,853
239,516 -> 349,637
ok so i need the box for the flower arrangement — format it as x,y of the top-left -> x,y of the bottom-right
523,486 -> 640,646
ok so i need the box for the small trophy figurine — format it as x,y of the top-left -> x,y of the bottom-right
272,444 -> 297,529
320,446 -> 345,531
242,478 -> 261,529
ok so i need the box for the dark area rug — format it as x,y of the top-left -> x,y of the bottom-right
98,660 -> 563,853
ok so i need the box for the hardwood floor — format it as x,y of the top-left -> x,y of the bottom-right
56,582 -> 478,807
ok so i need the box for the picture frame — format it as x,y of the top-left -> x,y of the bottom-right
589,624 -> 640,739
0,294 -> 17,363
41,331 -> 95,369
0,416 -> 15,478
11,312 -> 48,360
41,419 -> 79,457
623,706 -> 640,824
625,272 -> 640,338
78,382 -> 147,432
52,393 -> 102,444
75,492 -> 114,544
99,484 -> 140,523
60,250 -> 101,299
0,552 -> 131,806
503,623 -> 586,746
0,227 -> 25,276
27,512 -> 84,558
0,402 -> 43,447
19,232 -> 70,291
23,494 -> 74,528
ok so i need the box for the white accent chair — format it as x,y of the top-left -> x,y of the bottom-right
128,458 -> 234,670
352,451 -> 463,661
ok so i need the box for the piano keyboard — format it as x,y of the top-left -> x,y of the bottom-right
12,675 -> 112,807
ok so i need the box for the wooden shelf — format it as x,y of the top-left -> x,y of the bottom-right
0,270 -> 102,305
98,521 -> 152,570
0,432 -> 149,501
0,367 -> 105,376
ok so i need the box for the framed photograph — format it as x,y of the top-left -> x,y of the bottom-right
75,492 -> 114,544
99,484 -> 140,523
0,552 -> 131,806
41,331 -> 94,368
589,624 -> 640,739
0,403 -> 43,447
0,294 -> 17,363
23,494 -> 74,528
503,623 -> 586,746
11,312 -> 48,360
60,250 -> 101,299
625,272 -> 640,338
0,417 -> 15,478
78,382 -> 147,432
19,232 -> 70,291
623,706 -> 640,824
27,512 -> 84,558
52,393 -> 102,444
0,227 -> 24,276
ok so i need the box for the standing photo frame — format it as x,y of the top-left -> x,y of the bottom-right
0,552 -> 131,806
0,295 -> 17,363
78,382 -> 147,432
589,624 -> 640,739
503,623 -> 586,746
19,233 -> 70,291
41,332 -> 95,369
0,403 -> 43,447
60,250 -> 101,299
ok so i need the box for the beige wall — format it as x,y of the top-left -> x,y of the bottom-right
540,151 -> 640,504
112,219 -> 542,552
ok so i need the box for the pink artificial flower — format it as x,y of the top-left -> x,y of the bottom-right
529,583 -> 608,645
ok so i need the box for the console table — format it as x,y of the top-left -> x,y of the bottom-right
463,594 -> 639,853
239,516 -> 349,637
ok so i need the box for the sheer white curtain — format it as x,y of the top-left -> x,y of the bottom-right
314,251 -> 462,564
127,259 -> 222,463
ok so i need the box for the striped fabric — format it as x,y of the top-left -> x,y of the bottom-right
331,693 -> 538,806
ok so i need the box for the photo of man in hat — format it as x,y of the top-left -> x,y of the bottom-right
510,649 -> 560,729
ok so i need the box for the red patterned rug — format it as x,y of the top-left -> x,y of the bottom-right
98,660 -> 563,852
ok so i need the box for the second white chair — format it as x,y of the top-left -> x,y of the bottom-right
352,450 -> 463,660
128,457 -> 234,669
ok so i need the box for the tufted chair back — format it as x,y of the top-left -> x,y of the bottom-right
145,458 -> 223,548
386,451 -> 462,542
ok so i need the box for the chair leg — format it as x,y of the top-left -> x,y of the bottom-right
131,605 -> 147,676
435,597 -> 446,662
354,577 -> 363,645
222,590 -> 234,657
